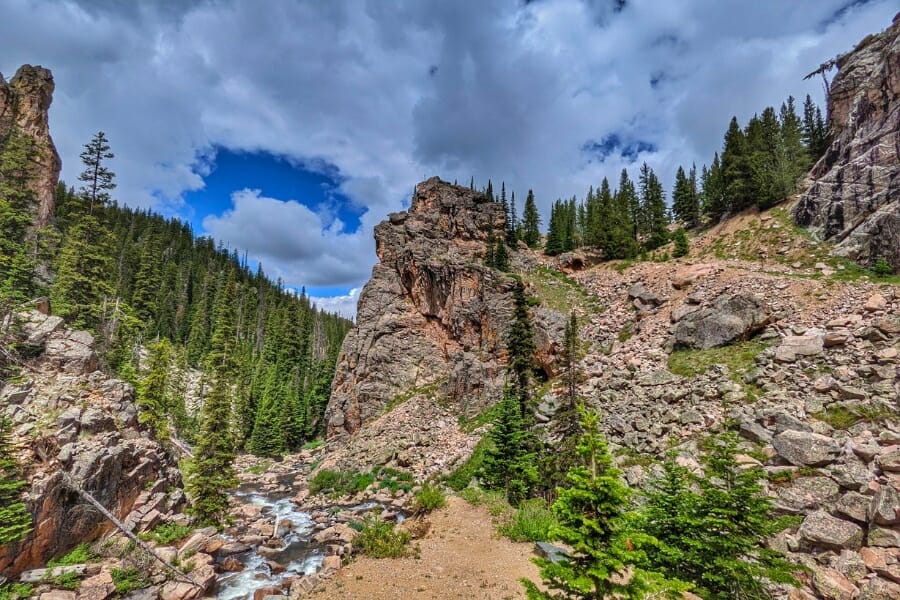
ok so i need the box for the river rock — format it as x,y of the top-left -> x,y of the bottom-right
773,430 -> 840,467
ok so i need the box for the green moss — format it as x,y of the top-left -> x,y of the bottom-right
812,404 -> 895,430
0,583 -> 32,600
47,543 -> 95,567
138,522 -> 192,545
111,567 -> 148,595
48,571 -> 82,591
445,438 -> 489,491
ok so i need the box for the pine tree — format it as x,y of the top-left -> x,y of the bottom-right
507,189 -> 518,246
562,311 -> 578,412
672,165 -> 700,228
544,200 -> 565,256
480,389 -> 538,505
672,228 -> 689,258
51,213 -> 116,330
721,117 -> 751,212
522,190 -> 541,248
78,131 -> 116,215
506,279 -> 536,417
185,375 -> 238,525
0,128 -> 37,302
523,409 -> 685,599
494,240 -> 510,272
701,154 -> 727,219
637,433 -> 800,599
0,418 -> 32,545
137,338 -> 175,440
638,163 -> 669,251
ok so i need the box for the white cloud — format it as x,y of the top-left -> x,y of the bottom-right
309,288 -> 361,320
1,0 -> 896,298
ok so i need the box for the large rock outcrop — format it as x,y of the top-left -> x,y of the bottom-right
794,16 -> 900,271
0,65 -> 61,228
0,311 -> 184,577
325,177 -> 518,440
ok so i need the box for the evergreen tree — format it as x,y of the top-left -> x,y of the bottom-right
701,154 -> 727,219
802,94 -> 829,158
136,338 -> 175,440
637,433 -> 801,599
522,190 -> 541,248
480,388 -> 538,505
494,240 -> 510,272
544,200 -> 565,256
506,279 -> 536,417
0,418 -> 32,545
638,163 -> 669,251
672,228 -> 689,258
185,375 -> 238,525
78,131 -> 116,214
51,213 -> 116,330
672,165 -> 700,228
562,311 -> 579,412
618,169 -> 641,243
0,129 -> 37,302
721,117 -> 751,212
523,409 -> 686,600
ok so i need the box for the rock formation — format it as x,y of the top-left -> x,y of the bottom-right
325,177 -> 518,440
0,311 -> 184,577
0,65 -> 61,228
794,15 -> 900,271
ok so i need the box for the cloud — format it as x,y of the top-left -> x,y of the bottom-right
202,189 -> 374,289
1,0 -> 896,299
309,288 -> 361,320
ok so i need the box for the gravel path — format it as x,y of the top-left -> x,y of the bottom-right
309,496 -> 541,599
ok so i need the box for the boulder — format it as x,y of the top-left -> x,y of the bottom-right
775,334 -> 824,363
773,430 -> 840,467
627,282 -> 663,307
870,485 -> 900,525
799,510 -> 864,550
812,566 -> 859,600
671,293 -> 771,350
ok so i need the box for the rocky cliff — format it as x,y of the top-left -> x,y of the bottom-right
326,177 -> 523,440
795,15 -> 900,271
0,65 -> 61,228
0,311 -> 184,577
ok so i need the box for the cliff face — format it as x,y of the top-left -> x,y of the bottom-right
794,16 -> 900,271
0,65 -> 61,228
0,312 -> 184,577
325,177 -> 518,440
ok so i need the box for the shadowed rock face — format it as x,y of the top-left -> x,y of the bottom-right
325,177 -> 517,440
0,65 -> 61,228
794,16 -> 900,272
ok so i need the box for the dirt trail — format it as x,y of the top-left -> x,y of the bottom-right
309,496 -> 541,599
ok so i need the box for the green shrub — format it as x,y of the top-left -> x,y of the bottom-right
672,228 -> 689,258
301,439 -> 326,450
499,498 -> 557,542
374,467 -> 413,493
111,567 -> 148,595
50,571 -> 82,590
309,469 -> 374,497
354,515 -> 411,558
445,438 -> 489,491
872,257 -> 893,277
47,543 -> 94,567
139,522 -> 192,545
412,482 -> 447,513
0,583 -> 33,600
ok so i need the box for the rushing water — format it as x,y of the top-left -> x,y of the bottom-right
215,492 -> 324,600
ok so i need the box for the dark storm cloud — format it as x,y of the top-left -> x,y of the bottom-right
1,0 -> 896,315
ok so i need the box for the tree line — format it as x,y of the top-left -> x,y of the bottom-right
1,129 -> 353,525
475,94 -> 826,264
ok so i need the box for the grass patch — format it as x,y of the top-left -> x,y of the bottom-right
445,438 -> 490,491
111,567 -> 148,595
48,571 -> 82,590
0,584 -> 33,600
247,459 -> 273,476
457,403 -> 501,433
354,515 -> 412,558
301,439 -> 325,451
498,498 -> 557,542
668,340 -> 769,381
412,482 -> 447,514
521,265 -> 603,314
812,404 -> 895,430
309,467 -> 414,498
138,522 -> 192,546
48,543 -> 95,567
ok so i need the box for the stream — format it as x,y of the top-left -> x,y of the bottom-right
215,492 -> 324,600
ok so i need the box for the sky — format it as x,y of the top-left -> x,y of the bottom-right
1,0 -> 896,318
